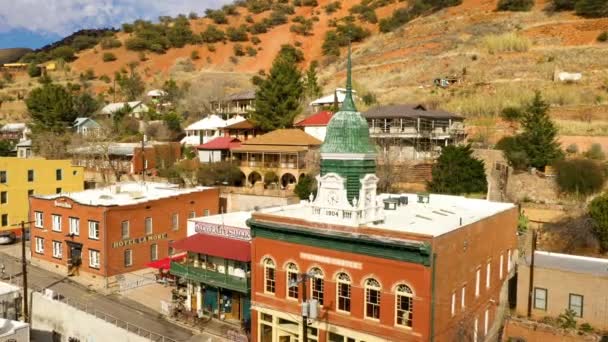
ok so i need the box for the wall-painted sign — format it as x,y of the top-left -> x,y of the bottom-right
111,233 -> 168,248
194,222 -> 251,241
300,252 -> 362,270
54,200 -> 72,208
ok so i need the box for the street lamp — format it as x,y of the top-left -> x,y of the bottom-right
289,272 -> 319,342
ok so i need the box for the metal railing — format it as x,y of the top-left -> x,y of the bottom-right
38,290 -> 177,342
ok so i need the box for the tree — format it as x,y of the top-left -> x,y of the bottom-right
589,193 -> 608,253
27,63 -> 41,78
116,63 -> 144,101
518,91 -> 563,169
0,140 -> 15,156
303,61 -> 322,102
26,83 -> 77,132
251,51 -> 304,130
294,174 -> 317,199
497,0 -> 535,11
555,158 -> 606,195
575,0 -> 608,18
73,92 -> 100,117
427,144 -> 488,195
164,112 -> 182,133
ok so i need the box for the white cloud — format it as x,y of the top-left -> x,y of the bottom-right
0,0 -> 231,35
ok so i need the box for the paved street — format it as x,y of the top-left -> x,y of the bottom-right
0,243 -> 229,342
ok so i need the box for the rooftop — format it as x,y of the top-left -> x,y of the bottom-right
0,318 -> 28,337
190,211 -> 253,229
225,89 -> 255,101
196,137 -> 241,150
224,119 -> 256,130
34,182 -> 214,207
71,141 -> 167,156
100,101 -> 147,114
231,129 -> 322,153
257,193 -> 514,238
295,111 -> 334,127
310,88 -> 357,106
0,123 -> 27,132
363,104 -> 463,120
184,115 -> 246,131
531,251 -> 608,277
0,282 -> 20,296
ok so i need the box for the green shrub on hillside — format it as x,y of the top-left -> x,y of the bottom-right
205,9 -> 228,24
324,1 -> 341,14
51,46 -> 76,61
102,52 -> 117,62
555,158 -> 606,195
201,25 -> 225,43
247,0 -> 273,13
583,143 -> 606,160
589,193 -> 608,253
497,0 -> 535,11
227,25 -> 249,42
122,23 -> 134,33
552,0 -> 577,10
575,0 -> 608,18
100,37 -> 122,49
322,21 -> 370,56
598,31 -> 608,42
267,10 -> 289,26
72,35 -> 99,51
233,44 -> 245,56
250,22 -> 268,34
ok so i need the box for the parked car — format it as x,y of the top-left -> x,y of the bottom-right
0,231 -> 16,245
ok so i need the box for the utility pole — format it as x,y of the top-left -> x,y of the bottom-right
302,275 -> 308,342
12,220 -> 34,323
526,229 -> 537,318
141,134 -> 146,182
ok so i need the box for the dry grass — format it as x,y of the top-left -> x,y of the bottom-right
556,119 -> 608,136
481,32 -> 531,54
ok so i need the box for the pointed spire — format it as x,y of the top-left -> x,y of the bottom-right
340,44 -> 357,112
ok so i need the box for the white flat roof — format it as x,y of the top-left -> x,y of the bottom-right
264,193 -> 515,237
533,251 -> 608,276
0,282 -> 20,296
190,211 -> 253,229
35,182 -> 214,207
0,318 -> 28,337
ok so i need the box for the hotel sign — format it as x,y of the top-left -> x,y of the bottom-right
194,222 -> 251,241
112,233 -> 168,248
300,252 -> 362,270
54,200 -> 72,209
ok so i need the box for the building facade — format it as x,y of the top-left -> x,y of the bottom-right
0,157 -> 84,232
170,211 -> 253,324
248,51 -> 518,342
29,182 -> 219,286
516,251 -> 608,331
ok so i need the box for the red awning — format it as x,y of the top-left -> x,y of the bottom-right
171,234 -> 251,262
146,253 -> 187,270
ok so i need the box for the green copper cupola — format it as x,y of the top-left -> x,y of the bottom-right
320,46 -> 376,201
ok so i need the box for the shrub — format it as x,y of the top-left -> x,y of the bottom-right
197,161 -> 244,186
51,46 -> 76,61
100,37 -> 122,49
227,25 -> 249,42
324,1 -> 341,14
188,11 -> 198,19
251,36 -> 262,45
233,44 -> 245,56
27,63 -> 41,78
598,31 -> 608,42
264,171 -> 279,186
122,23 -> 134,33
322,22 -> 370,56
362,92 -> 377,105
190,50 -> 200,60
246,15 -> 254,23
496,136 -> 529,170
223,4 -> 238,15
125,37 -> 148,51
590,193 -> 608,252
250,22 -> 268,34
565,143 -> 579,154
201,25 -> 225,43
482,32 -> 531,54
247,0 -> 273,13
71,35 -> 99,51
583,143 -> 605,160
497,0 -> 535,11
555,158 -> 606,195
102,52 -> 117,62
579,323 -> 594,333
268,10 -> 288,26
379,8 -> 413,32
247,46 -> 258,56
575,0 -> 608,18
552,0 -> 577,10
294,174 -> 317,199
208,44 -> 216,52
500,106 -> 523,122
205,9 -> 228,24
99,75 -> 111,83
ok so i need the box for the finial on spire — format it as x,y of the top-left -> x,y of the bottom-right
340,43 -> 357,112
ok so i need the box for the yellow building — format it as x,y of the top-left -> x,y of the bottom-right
0,158 -> 84,231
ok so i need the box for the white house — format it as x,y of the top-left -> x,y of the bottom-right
309,88 -> 357,112
99,101 -> 150,119
294,111 -> 333,142
180,115 -> 245,146
73,117 -> 101,136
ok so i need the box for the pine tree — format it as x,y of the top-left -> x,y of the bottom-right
518,91 -> 563,169
26,83 -> 77,132
428,144 -> 488,195
303,61 -> 322,102
251,51 -> 303,130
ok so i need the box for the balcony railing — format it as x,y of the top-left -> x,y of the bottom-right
239,161 -> 302,169
170,262 -> 250,293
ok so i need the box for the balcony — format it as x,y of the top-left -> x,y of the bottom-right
170,262 -> 251,293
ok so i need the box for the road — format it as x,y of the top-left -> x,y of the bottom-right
0,243 -> 228,342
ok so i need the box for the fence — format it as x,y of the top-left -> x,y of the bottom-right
37,289 -> 177,342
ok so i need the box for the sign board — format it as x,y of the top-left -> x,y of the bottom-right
54,200 -> 72,209
300,252 -> 362,270
111,233 -> 168,248
194,222 -> 250,241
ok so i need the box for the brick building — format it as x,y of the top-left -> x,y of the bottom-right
248,50 -> 518,342
29,182 -> 219,286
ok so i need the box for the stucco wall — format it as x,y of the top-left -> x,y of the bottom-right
223,192 -> 300,212
30,292 -> 148,342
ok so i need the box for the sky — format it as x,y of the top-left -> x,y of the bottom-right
0,0 -> 231,49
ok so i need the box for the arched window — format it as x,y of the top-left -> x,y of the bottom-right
395,284 -> 414,328
263,258 -> 275,294
286,262 -> 299,299
336,273 -> 351,313
310,267 -> 324,305
365,278 -> 381,320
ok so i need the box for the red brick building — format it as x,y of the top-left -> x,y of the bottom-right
29,182 -> 219,286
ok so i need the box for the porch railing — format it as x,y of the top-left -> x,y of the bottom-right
170,262 -> 250,293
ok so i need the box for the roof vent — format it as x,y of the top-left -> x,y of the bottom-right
383,198 -> 399,210
398,196 -> 408,205
417,193 -> 430,204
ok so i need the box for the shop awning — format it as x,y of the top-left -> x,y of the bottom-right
146,253 -> 187,270
171,234 -> 251,262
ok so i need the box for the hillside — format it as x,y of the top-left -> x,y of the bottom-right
0,48 -> 32,64
1,0 -> 608,143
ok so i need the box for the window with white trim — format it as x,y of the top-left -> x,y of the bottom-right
124,249 -> 133,267
461,285 -> 466,310
310,267 -> 324,305
34,237 -> 44,254
69,217 -> 79,236
171,213 -> 179,231
534,288 -> 547,310
51,214 -> 62,232
204,209 -> 210,216
475,268 -> 481,297
499,253 -> 504,279
188,211 -> 196,219
364,278 -> 381,320
337,273 -> 351,313
395,284 -> 413,328
486,261 -> 491,289
52,240 -> 62,259
145,217 -> 153,235
121,220 -> 129,239
263,258 -> 275,294
451,291 -> 456,316
34,211 -> 43,228
150,243 -> 158,261
484,308 -> 489,336
569,294 -> 583,317
88,220 -> 99,239
286,262 -> 299,299
89,249 -> 100,269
